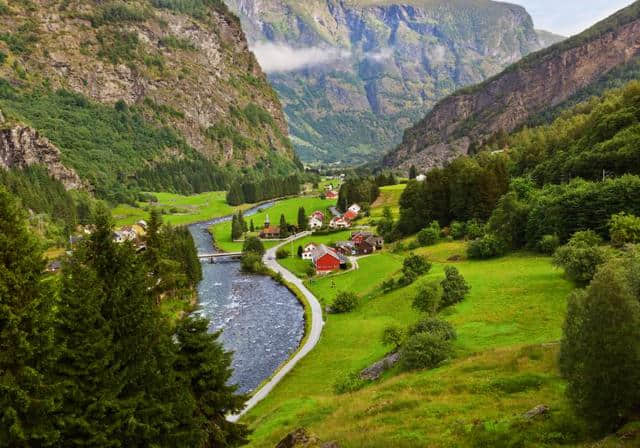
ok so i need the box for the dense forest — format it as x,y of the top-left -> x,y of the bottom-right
0,186 -> 247,447
398,80 -> 640,250
226,174 -> 301,205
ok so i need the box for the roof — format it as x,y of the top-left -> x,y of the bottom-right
304,242 -> 318,250
344,210 -> 358,221
326,191 -> 338,197
312,244 -> 344,264
261,226 -> 280,234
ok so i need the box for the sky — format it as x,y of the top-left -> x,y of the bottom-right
511,0 -> 635,36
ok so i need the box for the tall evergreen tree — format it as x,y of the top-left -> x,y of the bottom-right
297,206 -> 307,231
0,187 -> 59,447
279,214 -> 289,238
409,165 -> 418,179
250,219 -> 255,233
175,317 -> 249,447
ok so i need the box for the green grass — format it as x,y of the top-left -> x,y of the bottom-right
112,191 -> 250,227
369,183 -> 406,219
209,196 -> 336,252
242,246 -> 576,447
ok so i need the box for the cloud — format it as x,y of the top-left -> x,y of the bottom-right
251,42 -> 351,73
364,48 -> 393,62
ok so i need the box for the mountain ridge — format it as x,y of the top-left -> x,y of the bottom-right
384,0 -> 640,172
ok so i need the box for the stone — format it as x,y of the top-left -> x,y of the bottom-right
275,428 -> 319,448
359,351 -> 401,381
523,404 -> 549,419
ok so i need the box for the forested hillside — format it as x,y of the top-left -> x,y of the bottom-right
0,0 -> 299,203
385,0 -> 640,173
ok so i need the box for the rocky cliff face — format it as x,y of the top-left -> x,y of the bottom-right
226,0 -> 554,164
384,2 -> 640,172
0,0 -> 295,175
0,122 -> 83,190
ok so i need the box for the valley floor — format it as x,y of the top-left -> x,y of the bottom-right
242,242 -> 584,447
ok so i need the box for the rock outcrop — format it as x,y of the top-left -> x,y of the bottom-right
0,125 -> 83,190
226,0 -> 556,164
384,2 -> 640,172
359,351 -> 400,381
275,428 -> 339,448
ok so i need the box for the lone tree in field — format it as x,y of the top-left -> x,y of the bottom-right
243,236 -> 265,255
560,257 -> 640,433
440,266 -> 470,307
412,281 -> 441,314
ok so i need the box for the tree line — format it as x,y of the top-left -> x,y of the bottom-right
226,174 -> 300,205
0,187 -> 247,447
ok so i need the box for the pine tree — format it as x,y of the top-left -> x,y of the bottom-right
297,206 -> 307,231
409,165 -> 418,180
279,213 -> 289,238
238,211 -> 247,232
250,219 -> 255,233
226,182 -> 244,206
146,208 -> 163,277
440,266 -> 471,307
0,187 -> 59,447
231,215 -> 243,241
175,317 -> 249,447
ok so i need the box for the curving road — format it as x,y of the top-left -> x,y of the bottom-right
228,231 -> 324,422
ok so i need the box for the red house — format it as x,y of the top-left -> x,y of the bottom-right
312,244 -> 345,273
325,190 -> 338,200
343,210 -> 358,221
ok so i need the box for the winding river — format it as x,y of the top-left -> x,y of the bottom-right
188,203 -> 305,394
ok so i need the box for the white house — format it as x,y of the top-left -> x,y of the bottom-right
302,243 -> 318,260
329,216 -> 351,229
348,204 -> 361,214
308,216 -> 323,230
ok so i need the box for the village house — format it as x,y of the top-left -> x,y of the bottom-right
356,238 -> 375,255
137,219 -> 148,230
113,226 -> 138,244
334,241 -> 356,256
308,216 -> 323,230
312,244 -> 347,273
302,243 -> 318,260
348,204 -> 361,214
325,190 -> 338,200
329,216 -> 351,229
351,231 -> 373,245
46,260 -> 62,273
351,231 -> 384,253
311,211 -> 325,221
343,210 -> 358,222
259,226 -> 281,239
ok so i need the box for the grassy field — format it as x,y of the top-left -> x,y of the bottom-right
112,191 -> 249,227
209,196 -> 336,252
242,245 -> 579,447
369,183 -> 406,219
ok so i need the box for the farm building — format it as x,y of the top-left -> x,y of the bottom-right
312,244 -> 347,273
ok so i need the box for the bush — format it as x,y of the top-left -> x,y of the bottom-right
466,219 -> 485,239
333,372 -> 367,394
553,231 -> 608,285
242,236 -> 265,255
417,221 -> 441,246
0,51 -> 6,65
304,263 -> 316,278
240,253 -> 265,274
467,234 -> 507,259
609,212 -> 640,247
440,266 -> 470,307
412,281 -> 441,314
275,248 -> 289,259
331,291 -> 358,313
381,278 -> 397,293
402,253 -> 431,279
450,221 -> 466,240
538,234 -> 561,255
381,325 -> 404,349
399,332 -> 453,371
407,240 -> 421,250
408,318 -> 457,341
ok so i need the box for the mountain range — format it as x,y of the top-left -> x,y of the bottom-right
384,1 -> 640,172
225,0 -> 564,165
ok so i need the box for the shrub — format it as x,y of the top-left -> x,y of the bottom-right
333,372 -> 367,394
417,221 -> 440,246
466,219 -> 485,239
242,236 -> 264,255
440,266 -> 470,307
467,234 -> 507,259
609,212 -> 640,247
553,232 -> 608,285
412,281 -> 441,314
240,253 -> 265,274
489,374 -> 546,394
407,240 -> 421,250
381,325 -> 404,349
275,248 -> 289,259
331,291 -> 358,313
92,1 -> 150,26
304,263 -> 316,278
0,51 -> 6,65
450,221 -> 466,240
402,253 -> 431,278
408,318 -> 457,341
381,278 -> 397,293
399,332 -> 453,371
538,234 -> 561,255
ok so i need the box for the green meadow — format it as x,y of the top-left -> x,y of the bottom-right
369,183 -> 406,219
242,244 -> 579,447
112,191 -> 249,227
209,196 -> 336,252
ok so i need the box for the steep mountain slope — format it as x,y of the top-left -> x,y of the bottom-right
0,0 -> 298,199
226,0 -> 550,165
384,1 -> 640,172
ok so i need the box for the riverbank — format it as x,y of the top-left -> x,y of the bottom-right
229,232 -> 325,421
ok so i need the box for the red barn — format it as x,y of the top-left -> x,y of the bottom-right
325,191 -> 338,199
312,244 -> 344,273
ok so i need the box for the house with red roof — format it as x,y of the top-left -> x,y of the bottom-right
325,190 -> 338,200
343,210 -> 358,222
312,244 -> 347,273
